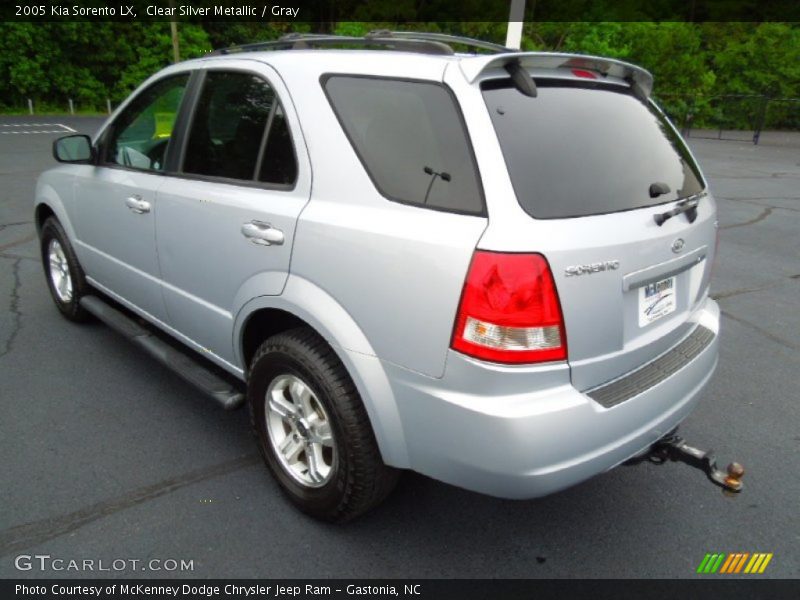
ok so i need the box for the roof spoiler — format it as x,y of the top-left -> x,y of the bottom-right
459,52 -> 654,99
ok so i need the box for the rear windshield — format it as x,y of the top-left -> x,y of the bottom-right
482,80 -> 705,219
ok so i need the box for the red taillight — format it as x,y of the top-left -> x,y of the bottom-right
451,251 -> 567,364
571,69 -> 597,79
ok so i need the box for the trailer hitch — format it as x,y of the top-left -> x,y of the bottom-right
626,431 -> 744,493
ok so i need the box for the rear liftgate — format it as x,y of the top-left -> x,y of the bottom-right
626,429 -> 745,493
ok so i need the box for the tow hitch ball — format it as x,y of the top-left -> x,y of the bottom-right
626,431 -> 744,493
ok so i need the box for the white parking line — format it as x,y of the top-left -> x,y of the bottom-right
0,123 -> 76,134
0,131 -> 71,134
0,123 -> 67,127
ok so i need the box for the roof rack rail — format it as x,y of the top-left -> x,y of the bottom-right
367,30 -> 512,54
211,33 -> 452,56
210,31 -> 513,57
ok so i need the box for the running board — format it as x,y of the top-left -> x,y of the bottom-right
79,295 -> 245,410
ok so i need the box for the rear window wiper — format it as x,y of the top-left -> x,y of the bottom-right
654,197 -> 700,226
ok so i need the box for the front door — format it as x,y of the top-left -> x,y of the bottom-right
73,73 -> 191,322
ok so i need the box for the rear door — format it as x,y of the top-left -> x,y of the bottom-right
155,62 -> 309,367
479,78 -> 717,390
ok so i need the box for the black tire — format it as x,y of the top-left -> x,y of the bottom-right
39,217 -> 91,322
248,327 -> 399,522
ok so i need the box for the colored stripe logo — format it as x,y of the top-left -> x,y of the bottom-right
696,552 -> 773,574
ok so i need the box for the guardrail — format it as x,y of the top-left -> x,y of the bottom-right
2,98 -> 115,116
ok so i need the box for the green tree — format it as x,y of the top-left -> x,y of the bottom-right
711,22 -> 800,97
0,19 -> 797,130
113,22 -> 211,101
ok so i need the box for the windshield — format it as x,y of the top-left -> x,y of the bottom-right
482,80 -> 705,219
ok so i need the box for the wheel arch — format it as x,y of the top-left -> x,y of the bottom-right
234,275 -> 410,468
34,181 -> 78,243
34,203 -> 56,234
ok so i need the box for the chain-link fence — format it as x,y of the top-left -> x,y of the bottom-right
656,94 -> 800,145
6,92 -> 800,147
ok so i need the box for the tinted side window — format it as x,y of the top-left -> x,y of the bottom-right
324,76 -> 484,215
104,75 -> 189,172
258,105 -> 297,185
184,72 -> 275,181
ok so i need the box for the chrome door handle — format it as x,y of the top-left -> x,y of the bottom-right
124,195 -> 151,214
241,221 -> 284,246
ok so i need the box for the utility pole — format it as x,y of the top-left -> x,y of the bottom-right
169,0 -> 180,63
505,0 -> 526,50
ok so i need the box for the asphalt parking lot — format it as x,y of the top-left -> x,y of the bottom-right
1,116 -> 798,579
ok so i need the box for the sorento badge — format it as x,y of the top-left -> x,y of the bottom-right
564,260 -> 620,277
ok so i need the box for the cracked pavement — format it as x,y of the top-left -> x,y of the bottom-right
0,258 -> 22,360
1,118 -> 798,579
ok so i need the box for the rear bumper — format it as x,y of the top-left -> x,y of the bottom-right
385,297 -> 720,499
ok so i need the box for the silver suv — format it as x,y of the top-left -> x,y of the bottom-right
36,32 -> 720,521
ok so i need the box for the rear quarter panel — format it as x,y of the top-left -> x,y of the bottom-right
276,57 -> 488,378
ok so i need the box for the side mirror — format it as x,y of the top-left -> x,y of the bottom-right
53,134 -> 94,164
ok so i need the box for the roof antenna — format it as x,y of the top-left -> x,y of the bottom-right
423,166 -> 451,205
504,59 -> 537,97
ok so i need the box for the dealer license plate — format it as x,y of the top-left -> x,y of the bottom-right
639,276 -> 677,327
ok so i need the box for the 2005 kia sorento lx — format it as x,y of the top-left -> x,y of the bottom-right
36,32 -> 722,521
